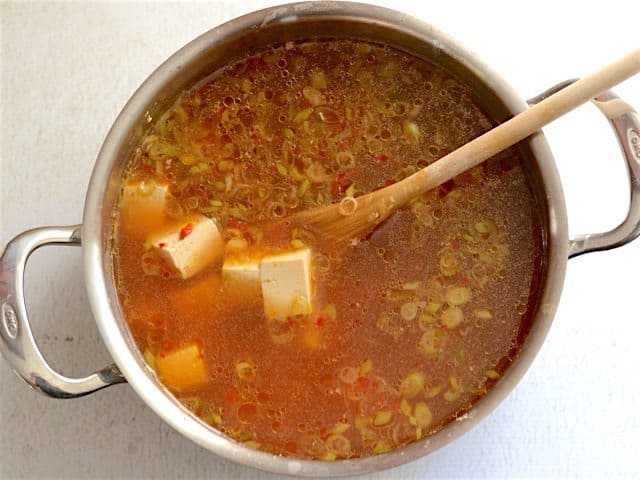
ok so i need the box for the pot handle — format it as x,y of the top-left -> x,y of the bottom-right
0,225 -> 126,398
528,80 -> 640,258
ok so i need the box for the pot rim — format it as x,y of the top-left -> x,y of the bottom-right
82,1 -> 569,476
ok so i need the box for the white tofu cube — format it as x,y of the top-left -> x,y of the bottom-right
260,248 -> 313,319
222,258 -> 261,290
150,215 -> 224,279
121,181 -> 170,233
122,180 -> 168,212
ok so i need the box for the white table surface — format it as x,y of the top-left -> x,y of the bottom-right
1,1 -> 639,478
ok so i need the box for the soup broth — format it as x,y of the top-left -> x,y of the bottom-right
113,39 -> 543,460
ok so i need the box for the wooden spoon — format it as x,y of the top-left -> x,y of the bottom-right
286,49 -> 640,245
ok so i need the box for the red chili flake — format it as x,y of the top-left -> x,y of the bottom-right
331,172 -> 350,197
356,376 -> 368,392
339,120 -> 347,132
319,150 -> 327,158
376,153 -> 388,164
179,223 -> 194,240
353,318 -> 364,327
384,179 -> 396,187
450,239 -> 460,251
331,181 -> 339,197
157,242 -> 167,249
457,273 -> 470,286
250,133 -> 261,144
316,316 -> 326,327
227,217 -> 244,229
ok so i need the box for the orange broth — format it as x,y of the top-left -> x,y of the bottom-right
113,39 -> 543,459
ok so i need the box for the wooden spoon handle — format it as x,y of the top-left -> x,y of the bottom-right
398,49 -> 640,200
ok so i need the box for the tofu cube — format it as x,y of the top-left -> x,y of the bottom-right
122,180 -> 168,211
222,258 -> 261,291
150,215 -> 224,279
156,343 -> 209,392
260,248 -> 313,319
121,180 -> 169,233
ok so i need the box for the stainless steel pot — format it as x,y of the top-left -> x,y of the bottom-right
1,2 -> 639,476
